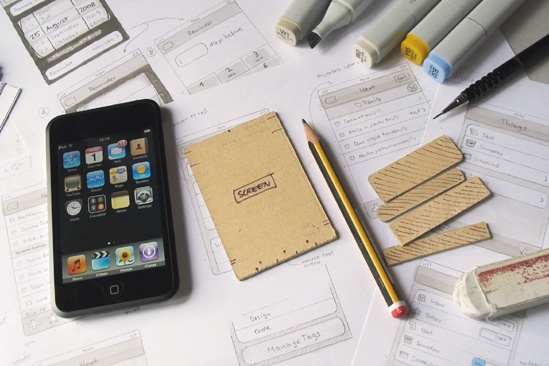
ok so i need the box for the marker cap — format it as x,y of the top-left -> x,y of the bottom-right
275,18 -> 301,46
353,38 -> 379,68
401,33 -> 430,65
423,52 -> 453,83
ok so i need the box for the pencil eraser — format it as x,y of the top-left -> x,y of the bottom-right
423,52 -> 452,83
401,34 -> 430,65
353,38 -> 379,68
275,18 -> 301,46
390,301 -> 409,318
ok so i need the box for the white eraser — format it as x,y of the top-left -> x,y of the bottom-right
454,248 -> 549,320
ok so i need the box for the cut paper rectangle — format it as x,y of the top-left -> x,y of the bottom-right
383,222 -> 491,266
389,177 -> 491,245
368,135 -> 462,202
184,112 -> 337,280
376,168 -> 465,222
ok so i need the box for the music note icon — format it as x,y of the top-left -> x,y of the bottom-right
68,255 -> 86,275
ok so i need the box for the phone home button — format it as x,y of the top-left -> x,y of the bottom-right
107,281 -> 124,297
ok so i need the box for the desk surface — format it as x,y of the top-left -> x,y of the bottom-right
1,1 -> 548,365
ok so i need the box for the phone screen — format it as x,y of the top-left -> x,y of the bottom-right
47,100 -> 178,316
57,129 -> 166,282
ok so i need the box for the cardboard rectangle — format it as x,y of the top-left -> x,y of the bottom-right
383,222 -> 491,266
184,112 -> 337,280
368,136 -> 462,202
389,177 -> 491,245
376,168 -> 465,222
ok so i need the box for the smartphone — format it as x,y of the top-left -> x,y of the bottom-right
46,99 -> 178,317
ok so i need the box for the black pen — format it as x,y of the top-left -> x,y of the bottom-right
434,32 -> 549,119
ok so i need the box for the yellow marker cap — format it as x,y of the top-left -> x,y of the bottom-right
401,34 -> 430,65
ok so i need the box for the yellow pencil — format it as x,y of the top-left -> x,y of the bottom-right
303,120 -> 408,318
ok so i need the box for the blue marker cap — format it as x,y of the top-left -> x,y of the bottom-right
423,52 -> 453,83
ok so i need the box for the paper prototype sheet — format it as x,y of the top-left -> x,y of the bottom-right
184,112 -> 337,280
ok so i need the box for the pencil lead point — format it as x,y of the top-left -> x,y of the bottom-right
307,33 -> 321,49
433,112 -> 442,120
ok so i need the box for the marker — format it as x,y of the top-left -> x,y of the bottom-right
433,32 -> 549,119
423,0 -> 526,83
401,0 -> 482,65
303,120 -> 408,318
353,0 -> 441,68
308,0 -> 376,49
275,0 -> 332,46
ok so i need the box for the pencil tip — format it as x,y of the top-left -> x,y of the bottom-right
307,33 -> 321,49
433,112 -> 442,120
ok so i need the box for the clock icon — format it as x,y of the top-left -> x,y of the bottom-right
66,199 -> 82,216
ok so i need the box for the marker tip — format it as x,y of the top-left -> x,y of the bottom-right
307,33 -> 322,49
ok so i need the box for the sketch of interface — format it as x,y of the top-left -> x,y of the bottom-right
176,111 -> 269,275
3,0 -> 129,84
155,1 -> 282,95
58,50 -> 173,113
2,185 -> 72,336
315,64 -> 430,205
456,106 -> 549,254
34,330 -> 147,366
388,260 -> 523,366
231,267 -> 351,366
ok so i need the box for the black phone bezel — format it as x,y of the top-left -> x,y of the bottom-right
46,99 -> 179,317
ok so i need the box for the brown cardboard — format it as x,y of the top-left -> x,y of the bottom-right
389,177 -> 491,245
383,222 -> 491,266
368,136 -> 463,202
376,168 -> 465,222
184,112 -> 337,280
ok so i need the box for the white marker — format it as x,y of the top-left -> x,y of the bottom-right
308,0 -> 376,49
454,248 -> 549,320
353,0 -> 441,68
423,0 -> 526,83
401,0 -> 482,65
275,0 -> 332,46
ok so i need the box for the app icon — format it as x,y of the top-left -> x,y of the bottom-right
111,190 -> 130,209
109,166 -> 127,184
139,242 -> 159,262
131,138 -> 148,156
85,146 -> 103,164
65,199 -> 82,216
134,186 -> 153,205
132,162 -> 151,180
63,150 -> 80,169
87,170 -> 105,189
88,195 -> 106,213
115,246 -> 134,266
108,141 -> 126,160
65,175 -> 81,192
67,255 -> 86,275
92,251 -> 110,270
